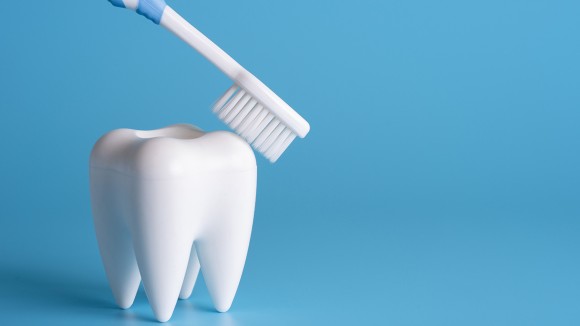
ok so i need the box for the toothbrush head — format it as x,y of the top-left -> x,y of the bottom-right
212,75 -> 310,163
106,0 -> 310,162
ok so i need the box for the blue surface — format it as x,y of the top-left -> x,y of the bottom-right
1,0 -> 579,325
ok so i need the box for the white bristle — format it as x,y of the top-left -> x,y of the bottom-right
212,84 -> 300,162
212,85 -> 239,113
269,133 -> 296,162
217,90 -> 245,119
265,128 -> 292,158
223,94 -> 251,124
259,124 -> 286,152
247,112 -> 274,143
237,104 -> 263,134
268,132 -> 291,160
230,99 -> 257,129
242,107 -> 268,140
253,120 -> 280,149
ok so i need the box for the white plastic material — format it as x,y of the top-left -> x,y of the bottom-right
123,0 -> 138,10
159,6 -> 310,161
90,124 -> 256,322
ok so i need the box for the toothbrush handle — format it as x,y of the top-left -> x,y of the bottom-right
108,0 -> 248,81
160,6 -> 248,80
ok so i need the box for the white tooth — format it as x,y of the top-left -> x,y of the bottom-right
90,124 -> 256,322
90,129 -> 141,310
195,171 -> 255,313
179,247 -> 200,300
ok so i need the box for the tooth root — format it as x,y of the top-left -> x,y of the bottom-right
196,176 -> 256,313
196,237 -> 250,312
90,170 -> 141,309
179,246 -> 200,300
129,181 -> 195,323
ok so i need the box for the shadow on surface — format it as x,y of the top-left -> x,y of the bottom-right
0,265 -> 114,312
0,265 -> 245,325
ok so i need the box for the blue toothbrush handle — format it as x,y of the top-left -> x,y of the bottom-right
108,0 -> 167,25
107,0 -> 249,81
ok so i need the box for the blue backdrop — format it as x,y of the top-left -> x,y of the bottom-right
1,0 -> 579,325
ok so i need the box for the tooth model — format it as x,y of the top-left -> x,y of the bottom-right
90,124 -> 256,322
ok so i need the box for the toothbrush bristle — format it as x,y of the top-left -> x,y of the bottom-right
212,85 -> 298,162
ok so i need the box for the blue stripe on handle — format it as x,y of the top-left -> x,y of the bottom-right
137,0 -> 167,24
108,0 -> 125,8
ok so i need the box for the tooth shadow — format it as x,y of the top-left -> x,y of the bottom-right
180,300 -> 218,313
132,313 -> 161,324
0,265 -> 242,324
0,265 -> 115,312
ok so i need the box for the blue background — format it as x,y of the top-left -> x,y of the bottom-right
1,0 -> 579,324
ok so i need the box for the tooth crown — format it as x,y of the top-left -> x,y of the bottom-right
91,125 -> 256,177
90,124 -> 257,322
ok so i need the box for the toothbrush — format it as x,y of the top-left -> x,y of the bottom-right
108,0 -> 310,162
